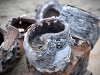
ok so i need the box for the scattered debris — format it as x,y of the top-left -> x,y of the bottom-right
0,1 -> 100,75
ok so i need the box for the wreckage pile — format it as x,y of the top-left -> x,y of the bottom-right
0,0 -> 100,75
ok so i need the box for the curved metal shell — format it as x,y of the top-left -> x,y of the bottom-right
59,4 -> 100,49
23,17 -> 72,73
35,0 -> 63,19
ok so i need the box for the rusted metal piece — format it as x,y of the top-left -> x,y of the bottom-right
0,25 -> 19,73
6,15 -> 36,55
23,17 -> 92,75
3,25 -> 18,51
59,4 -> 100,49
0,15 -> 37,75
35,0 -> 63,19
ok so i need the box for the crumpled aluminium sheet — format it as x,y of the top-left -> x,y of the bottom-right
59,4 -> 100,49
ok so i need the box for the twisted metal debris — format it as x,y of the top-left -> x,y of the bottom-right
23,16 -> 92,75
0,1 -> 100,75
59,4 -> 100,49
0,25 -> 18,73
24,17 -> 72,73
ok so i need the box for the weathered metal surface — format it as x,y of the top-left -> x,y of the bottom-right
24,17 -> 72,73
23,16 -> 92,75
0,25 -> 19,73
7,15 -> 36,55
3,25 -> 18,51
59,4 -> 100,49
35,0 -> 63,19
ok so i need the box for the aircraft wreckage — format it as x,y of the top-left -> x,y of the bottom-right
0,2 -> 100,75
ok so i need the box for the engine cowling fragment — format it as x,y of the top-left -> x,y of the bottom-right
23,17 -> 92,75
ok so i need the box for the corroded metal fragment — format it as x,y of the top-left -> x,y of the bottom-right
0,15 -> 37,75
59,4 -> 100,49
23,16 -> 92,75
24,17 -> 72,73
0,25 -> 18,73
5,15 -> 36,55
35,0 -> 63,19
